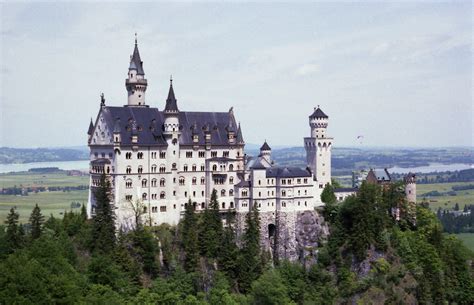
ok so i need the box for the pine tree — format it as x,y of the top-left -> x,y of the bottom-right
91,173 -> 116,254
29,204 -> 44,239
199,189 -> 223,259
321,183 -> 336,205
218,210 -> 239,282
5,207 -> 23,252
182,199 -> 199,272
80,203 -> 87,221
238,203 -> 262,292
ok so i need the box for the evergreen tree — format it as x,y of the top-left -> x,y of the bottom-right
454,203 -> 460,211
218,210 -> 239,283
29,204 -> 44,239
199,189 -> 223,259
321,183 -> 337,205
80,203 -> 87,221
5,207 -> 22,251
91,173 -> 116,254
182,199 -> 199,272
238,203 -> 262,292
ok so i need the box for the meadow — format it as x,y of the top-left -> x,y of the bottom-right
417,182 -> 474,211
454,233 -> 474,252
0,171 -> 88,188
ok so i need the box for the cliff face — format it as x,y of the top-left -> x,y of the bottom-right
236,209 -> 329,263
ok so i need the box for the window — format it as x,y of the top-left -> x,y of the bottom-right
126,152 -> 132,159
160,178 -> 165,187
192,164 -> 197,171
151,179 -> 157,187
229,164 -> 234,171
221,189 -> 226,197
319,184 -> 323,189
242,201 -> 248,207
159,165 -> 166,173
222,202 -> 226,209
212,164 -> 217,171
297,179 -> 301,184
201,165 -> 205,171
282,190 -> 286,197
138,166 -> 143,174
151,152 -> 157,159
172,163 -> 177,170
183,165 -> 188,172
211,151 -> 217,158
101,152 -> 105,158
199,151 -> 205,158
137,152 -> 144,159
126,179 -> 132,188
282,201 -> 286,207
160,192 -> 165,199
125,195 -> 132,201
179,177 -> 185,186
201,177 -> 205,185
152,194 -> 157,200
229,177 -> 234,184
282,180 -> 286,185
242,190 -> 248,197
126,166 -> 132,174
304,178 -> 308,183
151,164 -> 157,173
160,151 -> 166,158
160,206 -> 167,212
142,193 -> 147,200
229,189 -> 234,196
186,151 -> 192,158
152,206 -> 158,213
192,177 -> 197,185
230,202 -> 234,208
223,151 -> 229,157
258,180 -> 261,185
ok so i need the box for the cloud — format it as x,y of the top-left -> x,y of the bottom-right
296,63 -> 319,76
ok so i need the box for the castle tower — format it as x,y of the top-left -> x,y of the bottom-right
405,173 -> 416,204
304,106 -> 333,189
163,77 -> 180,136
259,141 -> 272,165
125,35 -> 148,106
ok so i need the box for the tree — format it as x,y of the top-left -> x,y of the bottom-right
80,203 -> 87,221
181,199 -> 199,272
218,210 -> 239,283
238,203 -> 262,292
321,183 -> 336,205
250,269 -> 294,305
5,207 -> 22,251
91,173 -> 116,254
29,204 -> 44,240
199,189 -> 223,259
454,203 -> 460,211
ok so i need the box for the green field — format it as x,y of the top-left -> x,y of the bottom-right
0,171 -> 88,189
454,233 -> 474,252
417,182 -> 474,211
0,171 -> 89,223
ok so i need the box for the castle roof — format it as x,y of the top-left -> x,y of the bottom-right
260,141 -> 271,151
96,106 -> 242,147
164,80 -> 179,112
129,40 -> 145,75
266,167 -> 311,178
309,107 -> 328,119
87,119 -> 94,135
236,123 -> 244,144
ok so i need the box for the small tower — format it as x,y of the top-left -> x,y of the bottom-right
163,77 -> 180,136
125,35 -> 148,107
87,118 -> 94,143
226,108 -> 236,144
304,106 -> 333,188
405,173 -> 416,204
259,141 -> 272,164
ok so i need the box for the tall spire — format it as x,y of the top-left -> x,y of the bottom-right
129,34 -> 144,75
164,76 -> 179,112
236,122 -> 244,144
87,118 -> 94,135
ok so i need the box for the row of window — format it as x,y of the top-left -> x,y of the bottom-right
93,152 -> 113,158
255,201 -> 308,208
257,178 -> 309,186
124,163 -> 237,174
125,176 -> 235,188
123,150 -> 238,160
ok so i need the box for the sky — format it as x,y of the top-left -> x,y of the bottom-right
0,2 -> 472,148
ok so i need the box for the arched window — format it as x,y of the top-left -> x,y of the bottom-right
192,177 -> 197,185
142,193 -> 147,200
183,164 -> 188,172
230,202 -> 234,208
229,164 -> 234,171
172,163 -> 177,170
212,164 -> 217,171
138,166 -> 143,174
142,179 -> 147,187
221,189 -> 226,197
242,190 -> 248,197
125,179 -> 132,188
229,189 -> 234,196
126,166 -> 132,174
179,177 -> 185,186
201,177 -> 205,185
159,165 -> 166,173
160,192 -> 165,199
151,178 -> 157,187
151,164 -> 157,173
282,201 -> 286,207
160,178 -> 165,187
229,177 -> 234,184
222,202 -> 226,209
192,164 -> 197,171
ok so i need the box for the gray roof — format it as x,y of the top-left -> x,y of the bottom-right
266,167 -> 311,178
87,119 -> 94,135
309,107 -> 328,119
374,169 -> 391,182
96,106 -> 242,147
235,180 -> 251,187
236,123 -> 244,144
129,42 -> 145,75
164,81 -> 179,112
334,187 -> 358,193
260,141 -> 271,151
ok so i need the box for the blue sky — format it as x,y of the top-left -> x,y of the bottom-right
1,2 -> 472,148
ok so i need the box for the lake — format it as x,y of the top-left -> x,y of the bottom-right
388,163 -> 473,174
0,160 -> 90,173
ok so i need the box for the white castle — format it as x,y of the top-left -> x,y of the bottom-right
86,39 -> 334,235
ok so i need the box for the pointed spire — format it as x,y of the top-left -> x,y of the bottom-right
260,140 -> 271,151
309,106 -> 328,119
87,118 -> 94,135
129,34 -> 144,75
236,122 -> 244,144
164,76 -> 179,112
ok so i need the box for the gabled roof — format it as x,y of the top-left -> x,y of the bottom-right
266,167 -> 312,178
164,81 -> 179,112
129,41 -> 145,75
236,123 -> 244,144
309,107 -> 328,119
260,141 -> 271,151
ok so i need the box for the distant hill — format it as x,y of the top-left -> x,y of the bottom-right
0,147 -> 89,164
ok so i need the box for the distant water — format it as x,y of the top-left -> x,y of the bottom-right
388,163 -> 473,174
0,160 -> 90,174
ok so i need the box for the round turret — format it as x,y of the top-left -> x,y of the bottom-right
309,106 -> 328,138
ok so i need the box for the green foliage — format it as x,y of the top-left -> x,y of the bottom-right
321,183 -> 337,205
199,189 -> 223,259
218,211 -> 239,284
91,173 -> 116,254
182,199 -> 199,272
250,269 -> 294,305
5,207 -> 23,252
29,204 -> 44,239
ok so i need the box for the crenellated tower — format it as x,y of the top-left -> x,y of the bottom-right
304,106 -> 333,190
125,35 -> 148,106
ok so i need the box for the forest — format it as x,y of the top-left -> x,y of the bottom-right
0,175 -> 473,304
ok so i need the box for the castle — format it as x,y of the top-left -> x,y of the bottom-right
87,39 -> 418,260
